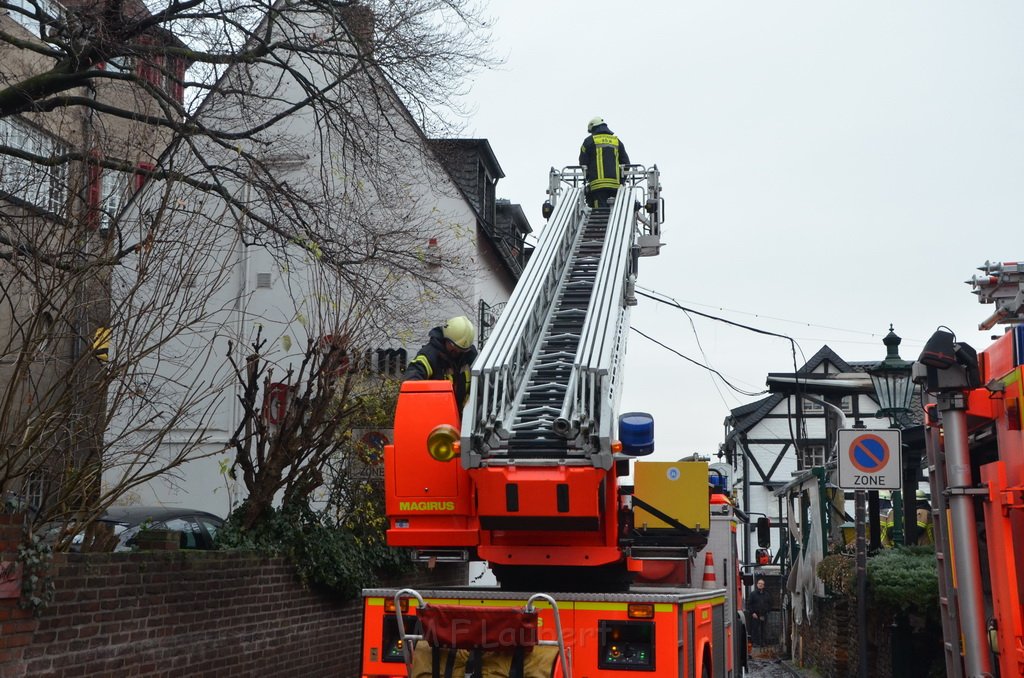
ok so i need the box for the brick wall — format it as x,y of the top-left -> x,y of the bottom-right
0,515 -> 466,678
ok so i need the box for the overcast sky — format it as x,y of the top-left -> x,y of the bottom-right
461,1 -> 1020,459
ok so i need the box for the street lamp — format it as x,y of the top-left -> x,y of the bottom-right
867,325 -> 917,549
868,325 -> 915,427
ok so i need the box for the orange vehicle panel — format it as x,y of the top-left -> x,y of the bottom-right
470,466 -> 605,524
361,589 -> 725,678
980,462 -> 1024,678
385,382 -> 477,548
980,330 -> 1016,383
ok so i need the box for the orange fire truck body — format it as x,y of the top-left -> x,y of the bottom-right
361,170 -> 744,677
360,587 -> 727,678
960,327 -> 1024,676
921,262 -> 1024,677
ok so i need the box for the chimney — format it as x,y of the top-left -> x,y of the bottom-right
340,3 -> 374,56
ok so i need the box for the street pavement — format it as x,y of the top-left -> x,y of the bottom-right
747,657 -> 805,677
745,647 -> 817,678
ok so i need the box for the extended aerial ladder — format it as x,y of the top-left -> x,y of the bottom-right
384,166 -> 667,587
463,165 -> 663,468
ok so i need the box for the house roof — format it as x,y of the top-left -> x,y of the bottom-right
795,345 -> 853,374
724,392 -> 786,439
727,344 -> 927,441
429,138 -> 505,180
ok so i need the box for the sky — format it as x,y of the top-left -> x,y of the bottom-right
461,1 -> 1022,460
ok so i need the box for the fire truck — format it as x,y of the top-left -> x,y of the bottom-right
916,260 -> 1024,678
359,168 -> 747,677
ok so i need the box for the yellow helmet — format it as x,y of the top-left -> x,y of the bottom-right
442,316 -> 475,349
587,117 -> 604,132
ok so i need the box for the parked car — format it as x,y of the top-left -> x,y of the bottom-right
72,506 -> 224,552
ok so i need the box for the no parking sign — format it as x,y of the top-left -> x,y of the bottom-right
837,429 -> 902,490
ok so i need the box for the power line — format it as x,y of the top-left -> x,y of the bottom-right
634,288 -> 811,462
635,286 -> 926,344
681,307 -> 744,409
631,327 -> 768,397
635,288 -> 804,368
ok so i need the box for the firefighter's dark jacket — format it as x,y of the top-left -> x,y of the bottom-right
579,123 -> 631,192
403,327 -> 478,409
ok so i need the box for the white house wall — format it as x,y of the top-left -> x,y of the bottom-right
107,7 -> 516,518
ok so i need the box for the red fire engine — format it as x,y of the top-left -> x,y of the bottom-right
917,260 -> 1024,677
359,168 -> 747,677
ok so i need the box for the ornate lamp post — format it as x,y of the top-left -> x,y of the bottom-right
867,325 -> 916,545
868,325 -> 915,427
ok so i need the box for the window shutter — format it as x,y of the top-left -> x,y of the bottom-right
134,161 -> 155,192
171,57 -> 186,103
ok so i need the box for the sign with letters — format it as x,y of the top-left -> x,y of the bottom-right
837,429 -> 902,490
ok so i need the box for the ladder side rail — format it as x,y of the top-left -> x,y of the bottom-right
589,167 -> 663,447
557,185 -> 641,466
598,304 -> 633,454
585,187 -> 643,465
464,185 -> 585,466
472,188 -> 579,377
924,398 -> 965,678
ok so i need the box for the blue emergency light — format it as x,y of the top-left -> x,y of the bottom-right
618,412 -> 654,456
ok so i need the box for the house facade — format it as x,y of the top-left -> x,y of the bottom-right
107,7 -> 532,518
720,346 -> 884,564
0,0 -> 185,517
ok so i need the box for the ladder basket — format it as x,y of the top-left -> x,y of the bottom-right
394,589 -> 572,678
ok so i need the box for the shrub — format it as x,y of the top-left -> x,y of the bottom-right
217,500 -> 412,600
867,546 -> 938,617
817,553 -> 856,597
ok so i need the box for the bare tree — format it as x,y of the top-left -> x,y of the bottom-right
225,326 -> 399,530
0,0 -> 497,543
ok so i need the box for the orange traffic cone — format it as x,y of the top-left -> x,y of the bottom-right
702,551 -> 716,589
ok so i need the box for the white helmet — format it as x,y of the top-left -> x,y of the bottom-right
587,117 -> 604,132
442,316 -> 475,349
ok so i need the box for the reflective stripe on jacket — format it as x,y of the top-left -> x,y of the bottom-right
403,327 -> 477,410
579,126 -> 630,192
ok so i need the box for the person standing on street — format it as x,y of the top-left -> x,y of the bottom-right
747,577 -> 771,648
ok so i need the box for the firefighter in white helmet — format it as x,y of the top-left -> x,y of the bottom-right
403,316 -> 478,410
579,117 -> 631,209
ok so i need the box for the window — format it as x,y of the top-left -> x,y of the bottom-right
98,170 -> 129,232
4,0 -> 62,37
800,397 -> 823,413
841,395 -> 853,414
256,272 -> 272,288
0,116 -> 69,213
33,311 -> 55,360
166,56 -> 186,104
24,469 -> 46,511
802,445 -> 826,468
376,348 -> 407,377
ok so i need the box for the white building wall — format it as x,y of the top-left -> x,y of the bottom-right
107,12 -> 517,518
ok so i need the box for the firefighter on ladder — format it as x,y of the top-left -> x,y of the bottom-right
403,316 -> 478,412
579,117 -> 630,209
